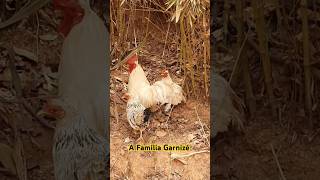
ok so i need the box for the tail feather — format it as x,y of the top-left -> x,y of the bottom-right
53,115 -> 107,180
152,73 -> 186,106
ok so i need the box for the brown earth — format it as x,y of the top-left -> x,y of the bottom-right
214,106 -> 320,180
109,20 -> 210,179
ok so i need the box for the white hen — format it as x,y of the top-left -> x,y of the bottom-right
153,70 -> 186,109
126,54 -> 185,109
125,54 -> 185,138
45,0 -> 109,179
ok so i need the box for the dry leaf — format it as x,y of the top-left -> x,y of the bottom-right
13,138 -> 27,180
212,28 -> 223,42
0,68 -> 12,82
155,130 -> 167,137
39,34 -> 58,41
187,134 -> 196,142
113,76 -> 123,82
13,46 -> 37,62
173,158 -> 188,165
114,104 -> 119,124
0,106 -> 10,124
171,150 -> 209,160
124,137 -> 132,143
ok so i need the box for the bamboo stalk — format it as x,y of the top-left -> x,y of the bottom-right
223,0 -> 230,46
252,0 -> 276,116
274,0 -> 282,32
180,18 -> 188,96
236,0 -> 256,115
203,16 -> 209,97
117,1 -> 125,45
301,0 -> 313,128
186,21 -> 196,95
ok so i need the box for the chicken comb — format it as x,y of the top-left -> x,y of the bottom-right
53,0 -> 84,37
127,54 -> 138,65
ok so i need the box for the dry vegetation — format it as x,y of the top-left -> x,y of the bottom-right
0,1 -> 108,179
214,0 -> 320,179
110,0 -> 210,179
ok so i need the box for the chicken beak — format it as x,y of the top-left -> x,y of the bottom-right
121,93 -> 130,102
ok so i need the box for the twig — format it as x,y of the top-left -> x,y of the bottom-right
38,9 -> 57,28
134,29 -> 137,48
270,144 -> 287,180
114,103 -> 119,124
6,45 -> 27,180
123,8 -> 170,14
110,32 -> 150,71
144,17 -> 176,42
7,46 -> 54,129
0,0 -> 50,29
194,107 -> 209,146
162,23 -> 171,58
165,105 -> 175,180
22,100 -> 55,129
165,105 -> 174,126
35,12 -> 39,60
0,96 -> 18,103
170,150 -> 209,159
229,29 -> 249,84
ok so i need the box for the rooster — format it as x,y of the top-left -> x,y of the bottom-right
124,53 -> 185,139
126,54 -> 185,108
126,54 -> 157,108
40,0 -> 109,179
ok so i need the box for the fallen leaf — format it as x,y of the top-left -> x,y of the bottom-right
13,47 -> 37,62
156,130 -> 167,137
124,137 -> 132,143
113,76 -> 123,82
13,138 -> 27,180
173,158 -> 188,165
39,34 -> 58,41
0,107 -> 10,124
187,134 -> 196,142
0,68 -> 11,82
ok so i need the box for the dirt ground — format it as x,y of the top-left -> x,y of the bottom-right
109,22 -> 210,180
0,29 -> 57,180
109,95 -> 210,179
213,83 -> 320,180
0,4 -> 210,180
4,1 -> 320,180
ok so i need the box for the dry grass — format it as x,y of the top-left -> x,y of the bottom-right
110,0 -> 210,98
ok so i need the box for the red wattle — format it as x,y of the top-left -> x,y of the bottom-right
129,64 -> 136,73
127,54 -> 138,65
